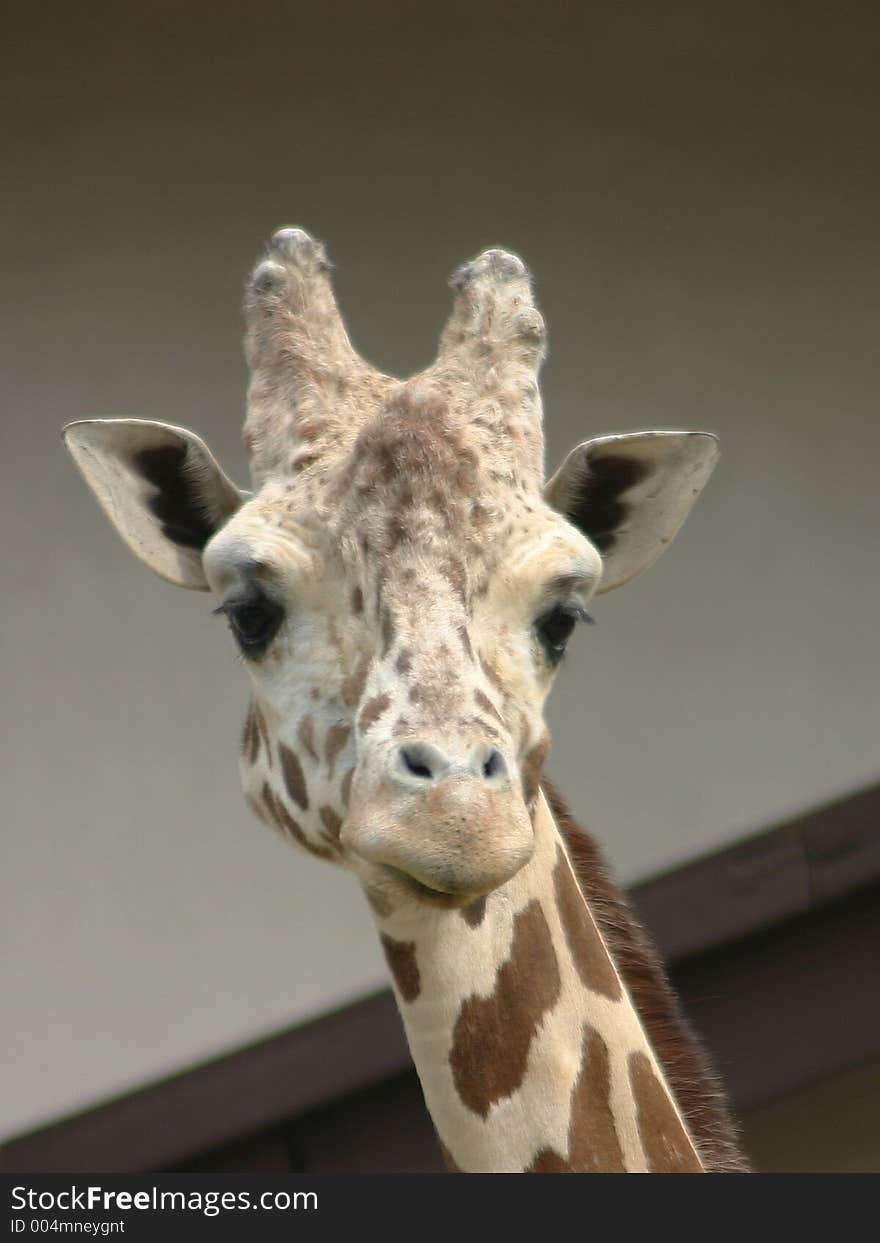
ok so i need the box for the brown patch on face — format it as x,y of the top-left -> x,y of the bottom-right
291,450 -> 319,472
351,391 -> 478,513
359,691 -> 392,732
473,575 -> 490,600
380,608 -> 395,656
340,766 -> 355,808
296,417 -> 324,442
449,899 -> 560,1118
279,744 -> 309,811
386,512 -> 413,551
470,498 -> 490,526
392,716 -> 411,737
441,556 -> 467,605
461,896 -> 487,928
341,652 -> 371,707
462,716 -> 500,741
319,805 -> 342,842
324,722 -> 351,779
326,617 -> 343,656
553,844 -> 621,1001
426,485 -> 446,514
520,735 -> 550,805
351,586 -> 363,615
479,655 -> 506,696
380,934 -> 421,1002
241,704 -> 259,765
526,1027 -> 625,1172
261,782 -> 333,861
629,1051 -> 702,1172
395,647 -> 413,675
297,714 -> 318,762
474,688 -> 504,727
253,704 -> 272,767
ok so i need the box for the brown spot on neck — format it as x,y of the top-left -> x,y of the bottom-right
351,585 -> 363,615
449,899 -> 560,1118
380,934 -> 421,1002
629,1051 -> 703,1172
527,1027 -> 625,1172
553,844 -> 621,1001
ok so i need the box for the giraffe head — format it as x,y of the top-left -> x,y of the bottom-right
64,228 -> 718,916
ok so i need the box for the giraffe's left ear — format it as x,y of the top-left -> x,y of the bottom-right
544,431 -> 720,594
64,418 -> 246,591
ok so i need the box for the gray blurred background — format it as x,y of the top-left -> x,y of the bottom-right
2,1 -> 878,1154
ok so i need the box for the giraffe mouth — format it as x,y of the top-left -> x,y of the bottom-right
342,774 -> 535,902
381,865 -> 475,910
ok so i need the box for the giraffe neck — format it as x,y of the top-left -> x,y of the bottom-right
373,789 -> 704,1173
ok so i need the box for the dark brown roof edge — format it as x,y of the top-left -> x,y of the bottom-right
1,991 -> 410,1174
632,779 -> 880,960
3,777 -> 878,1172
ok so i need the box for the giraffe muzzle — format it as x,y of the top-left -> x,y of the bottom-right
341,742 -> 534,900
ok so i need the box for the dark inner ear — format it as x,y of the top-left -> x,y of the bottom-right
134,444 -> 216,550
566,455 -> 650,552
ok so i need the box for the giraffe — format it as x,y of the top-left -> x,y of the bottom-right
64,227 -> 747,1172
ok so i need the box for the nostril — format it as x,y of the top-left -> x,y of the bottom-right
482,748 -> 508,782
399,744 -> 436,782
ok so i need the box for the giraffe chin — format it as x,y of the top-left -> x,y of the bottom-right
379,867 -> 474,910
341,779 -> 535,904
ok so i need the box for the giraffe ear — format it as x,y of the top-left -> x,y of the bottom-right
544,431 -> 720,594
63,418 -> 246,591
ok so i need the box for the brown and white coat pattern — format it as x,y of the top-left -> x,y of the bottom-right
65,226 -> 746,1173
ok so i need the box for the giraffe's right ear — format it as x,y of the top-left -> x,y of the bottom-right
63,419 -> 246,591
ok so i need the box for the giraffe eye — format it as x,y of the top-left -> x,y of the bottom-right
214,591 -> 285,658
535,604 -> 592,665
